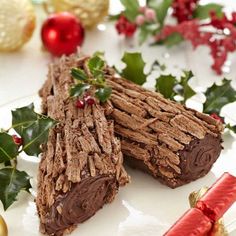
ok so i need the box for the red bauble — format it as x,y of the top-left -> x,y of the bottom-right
41,12 -> 85,57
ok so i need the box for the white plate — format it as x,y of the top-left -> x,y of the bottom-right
0,95 -> 236,236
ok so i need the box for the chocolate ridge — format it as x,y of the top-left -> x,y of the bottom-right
125,134 -> 222,188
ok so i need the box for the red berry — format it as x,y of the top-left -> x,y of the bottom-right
210,113 -> 224,123
172,0 -> 199,23
76,99 -> 85,109
85,96 -> 95,106
115,15 -> 137,38
12,135 -> 23,145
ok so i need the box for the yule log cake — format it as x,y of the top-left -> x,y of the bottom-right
105,76 -> 223,188
36,56 -> 129,236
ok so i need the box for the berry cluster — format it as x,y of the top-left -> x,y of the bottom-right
115,15 -> 137,38
115,6 -> 157,38
135,7 -> 156,26
156,12 -> 236,74
76,94 -> 95,109
172,0 -> 199,23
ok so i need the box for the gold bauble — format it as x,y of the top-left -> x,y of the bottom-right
0,215 -> 8,236
0,0 -> 36,52
50,0 -> 109,28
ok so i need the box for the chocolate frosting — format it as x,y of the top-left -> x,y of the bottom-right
125,134 -> 222,188
178,134 -> 222,182
43,176 -> 116,236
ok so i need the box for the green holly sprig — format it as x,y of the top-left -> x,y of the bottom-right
0,104 -> 57,210
112,0 -> 223,45
70,54 -> 112,104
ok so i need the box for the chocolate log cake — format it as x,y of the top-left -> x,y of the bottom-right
105,77 -> 223,188
36,56 -> 129,236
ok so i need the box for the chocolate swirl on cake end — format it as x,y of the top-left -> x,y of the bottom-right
43,176 -> 116,236
178,134 -> 222,182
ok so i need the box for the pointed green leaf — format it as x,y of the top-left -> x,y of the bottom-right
193,3 -> 223,19
121,52 -> 146,85
95,87 -> 112,103
11,103 -> 38,136
225,124 -> 236,134
88,55 -> 105,77
121,0 -> 139,21
155,74 -> 177,99
0,133 -> 19,163
71,68 -> 88,81
0,168 -> 31,210
203,79 -> 236,114
22,117 -> 57,156
70,84 -> 90,97
179,71 -> 196,103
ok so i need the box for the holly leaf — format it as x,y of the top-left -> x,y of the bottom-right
203,79 -> 236,114
0,168 -> 31,210
12,103 -> 38,136
155,74 -> 177,99
0,133 -> 19,163
95,87 -> 112,103
21,117 -> 57,156
193,3 -> 223,19
120,0 -> 139,21
71,68 -> 88,81
179,71 -> 196,103
70,84 -> 90,97
121,52 -> 146,85
88,55 -> 105,72
225,124 -> 236,134
148,0 -> 173,25
88,55 -> 106,78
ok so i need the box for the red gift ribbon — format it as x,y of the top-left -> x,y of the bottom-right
164,172 -> 236,236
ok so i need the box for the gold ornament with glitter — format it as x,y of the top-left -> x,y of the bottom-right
189,187 -> 228,236
0,215 -> 8,236
0,0 -> 36,51
49,0 -> 109,29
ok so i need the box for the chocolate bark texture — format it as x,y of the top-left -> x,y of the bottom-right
105,76 -> 223,188
37,56 -> 129,236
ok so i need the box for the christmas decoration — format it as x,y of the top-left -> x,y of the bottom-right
70,54 -> 112,105
116,15 -> 137,38
0,104 -> 57,210
41,12 -> 85,57
49,0 -> 109,29
165,172 -> 236,235
0,0 -> 36,51
189,188 -> 228,236
0,215 -> 8,236
113,0 -> 236,75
